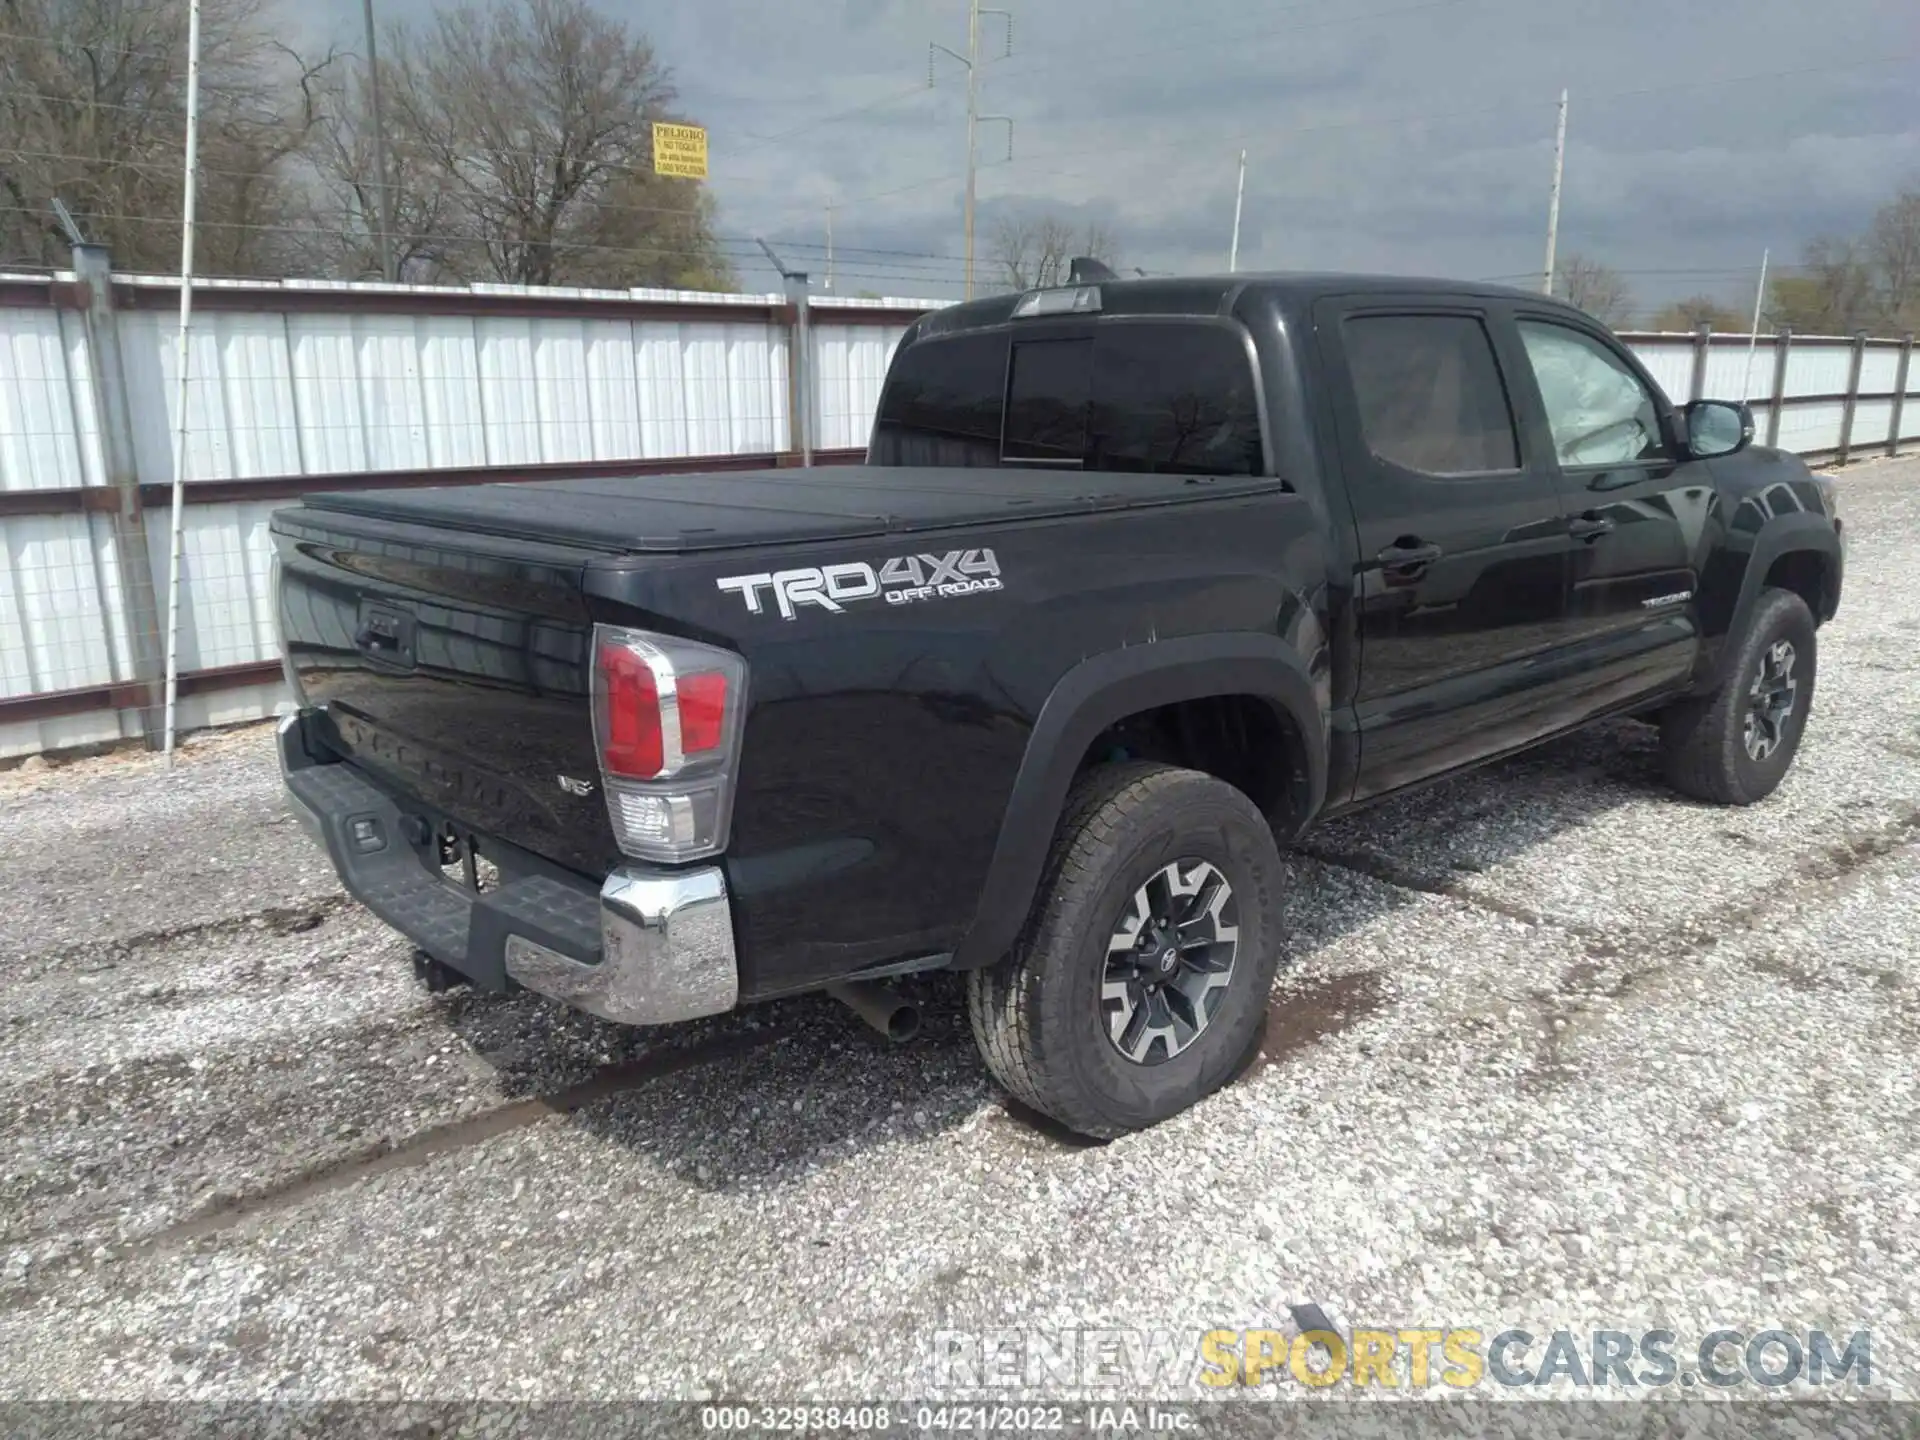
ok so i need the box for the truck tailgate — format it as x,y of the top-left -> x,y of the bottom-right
271,505 -> 619,877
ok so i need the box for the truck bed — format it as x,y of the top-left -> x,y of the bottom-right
299,465 -> 1287,553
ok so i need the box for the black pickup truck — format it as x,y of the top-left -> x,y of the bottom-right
272,273 -> 1844,1138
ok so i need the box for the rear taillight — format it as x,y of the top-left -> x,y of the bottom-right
589,625 -> 748,863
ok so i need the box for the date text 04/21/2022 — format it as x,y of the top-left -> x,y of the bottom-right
697,1404 -> 1196,1432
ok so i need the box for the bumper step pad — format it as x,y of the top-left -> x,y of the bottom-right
282,752 -> 599,989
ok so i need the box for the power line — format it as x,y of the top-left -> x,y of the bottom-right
0,27 -> 211,65
3,48 -> 930,177
0,194 -> 973,289
1488,265 -> 1807,281
11,39 -> 1914,283
5,93 -> 967,231
0,200 -> 1852,295
984,0 -> 1489,86
3,145 -> 749,228
719,9 -> 1912,223
742,49 -> 1918,228
729,84 -> 931,156
1,147 -> 976,268
970,51 -> 1920,189
0,203 -> 967,284
2,85 -> 310,119
0,18 -> 923,159
781,238 -> 963,262
7,0 -> 1909,209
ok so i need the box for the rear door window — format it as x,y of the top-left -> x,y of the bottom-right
1342,314 -> 1521,475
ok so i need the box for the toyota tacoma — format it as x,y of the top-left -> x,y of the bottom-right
272,273 -> 1845,1138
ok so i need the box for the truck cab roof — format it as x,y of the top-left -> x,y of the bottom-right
916,272 -> 1581,337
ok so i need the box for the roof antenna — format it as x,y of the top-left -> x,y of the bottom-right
1068,256 -> 1116,284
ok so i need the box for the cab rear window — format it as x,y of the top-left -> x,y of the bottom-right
868,332 -> 1008,467
870,322 -> 1265,476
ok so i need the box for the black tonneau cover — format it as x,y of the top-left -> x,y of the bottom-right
297,465 -> 1285,554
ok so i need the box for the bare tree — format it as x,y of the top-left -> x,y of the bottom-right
1767,236 -> 1879,334
0,0 -> 335,274
1649,295 -> 1750,332
322,0 -> 731,288
1867,188 -> 1920,331
989,211 -> 1120,291
292,59 -> 460,280
1555,254 -> 1634,327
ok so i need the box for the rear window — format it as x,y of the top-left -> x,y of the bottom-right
1342,314 -> 1519,475
869,332 -> 1009,467
1005,339 -> 1091,463
870,322 -> 1264,476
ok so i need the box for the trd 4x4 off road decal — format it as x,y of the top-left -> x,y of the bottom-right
715,548 -> 1002,620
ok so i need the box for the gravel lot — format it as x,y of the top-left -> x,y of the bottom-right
2,456 -> 1916,1419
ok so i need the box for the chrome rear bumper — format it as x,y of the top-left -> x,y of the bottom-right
505,868 -> 737,1025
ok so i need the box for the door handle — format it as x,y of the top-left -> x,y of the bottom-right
1376,540 -> 1443,567
1568,514 -> 1615,541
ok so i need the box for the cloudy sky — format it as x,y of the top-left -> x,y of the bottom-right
310,0 -> 1918,315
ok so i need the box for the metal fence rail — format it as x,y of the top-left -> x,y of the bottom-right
1,270 -> 1915,759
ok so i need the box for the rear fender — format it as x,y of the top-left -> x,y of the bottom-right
950,633 -> 1326,970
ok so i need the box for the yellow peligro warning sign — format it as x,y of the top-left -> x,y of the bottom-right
653,123 -> 708,179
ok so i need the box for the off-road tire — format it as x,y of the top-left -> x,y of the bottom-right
1660,586 -> 1817,805
966,762 -> 1284,1139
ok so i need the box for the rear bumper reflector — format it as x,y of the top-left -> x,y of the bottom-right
277,709 -> 739,1025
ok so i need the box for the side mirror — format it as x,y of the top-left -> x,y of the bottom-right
1684,399 -> 1754,459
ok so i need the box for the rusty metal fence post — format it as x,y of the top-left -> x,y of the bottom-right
71,244 -> 167,746
1890,333 -> 1914,459
789,271 -> 814,469
1765,327 -> 1791,449
1688,323 -> 1711,402
1836,330 -> 1868,466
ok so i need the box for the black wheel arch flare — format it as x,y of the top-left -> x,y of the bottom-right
951,633 -> 1327,970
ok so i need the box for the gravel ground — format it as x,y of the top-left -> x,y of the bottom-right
1,456 -> 1916,1425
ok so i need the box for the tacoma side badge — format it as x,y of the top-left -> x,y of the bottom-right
557,775 -> 595,797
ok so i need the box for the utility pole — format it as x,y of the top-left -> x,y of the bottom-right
825,201 -> 835,292
1541,88 -> 1568,295
963,0 -> 979,297
361,0 -> 397,282
931,2 -> 1012,299
162,0 -> 205,764
1228,149 -> 1247,273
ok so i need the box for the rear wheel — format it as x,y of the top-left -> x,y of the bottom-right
1660,586 -> 1817,805
966,762 -> 1284,1139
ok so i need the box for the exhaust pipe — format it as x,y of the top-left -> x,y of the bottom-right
826,981 -> 921,1043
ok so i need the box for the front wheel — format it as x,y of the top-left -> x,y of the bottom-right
1660,586 -> 1818,805
966,762 -> 1284,1139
